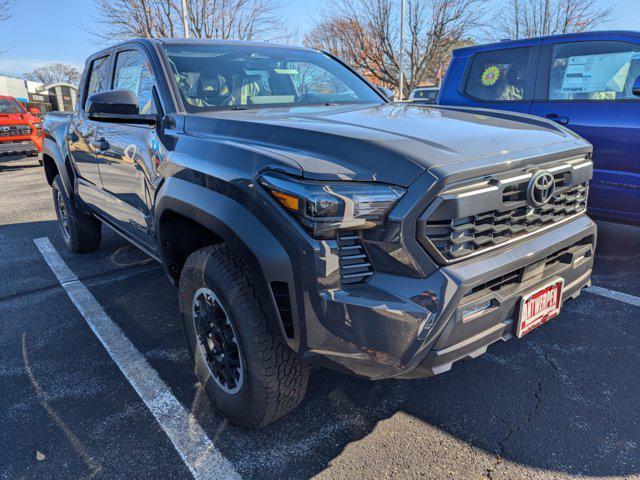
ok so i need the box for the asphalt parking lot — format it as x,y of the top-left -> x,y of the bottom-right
1,155 -> 639,480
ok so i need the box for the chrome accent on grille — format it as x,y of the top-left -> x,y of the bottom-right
337,232 -> 373,285
418,156 -> 592,263
0,124 -> 31,137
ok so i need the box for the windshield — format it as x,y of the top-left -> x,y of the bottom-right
163,44 -> 384,112
0,98 -> 24,114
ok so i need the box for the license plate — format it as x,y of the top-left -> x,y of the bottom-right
516,278 -> 564,338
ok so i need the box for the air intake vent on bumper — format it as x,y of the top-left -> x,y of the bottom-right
337,232 -> 373,285
270,281 -> 294,339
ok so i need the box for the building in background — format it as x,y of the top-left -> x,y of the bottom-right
40,83 -> 77,112
0,75 -> 77,113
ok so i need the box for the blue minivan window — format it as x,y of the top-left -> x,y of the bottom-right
464,47 -> 531,102
549,41 -> 640,101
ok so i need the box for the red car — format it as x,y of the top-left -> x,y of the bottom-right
0,95 -> 44,162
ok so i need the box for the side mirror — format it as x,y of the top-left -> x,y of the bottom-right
377,86 -> 395,102
633,75 -> 640,97
86,90 -> 158,124
87,89 -> 139,115
28,107 -> 40,114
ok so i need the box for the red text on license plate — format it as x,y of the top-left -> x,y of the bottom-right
516,279 -> 564,338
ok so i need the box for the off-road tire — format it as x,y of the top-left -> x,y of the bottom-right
52,175 -> 102,253
179,244 -> 309,428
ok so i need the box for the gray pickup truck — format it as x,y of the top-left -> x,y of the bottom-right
42,38 -> 596,427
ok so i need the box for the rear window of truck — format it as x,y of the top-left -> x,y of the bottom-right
465,47 -> 531,102
84,56 -> 111,110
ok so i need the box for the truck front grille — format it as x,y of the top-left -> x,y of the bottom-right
417,156 -> 592,264
425,183 -> 588,261
337,232 -> 373,285
0,125 -> 31,137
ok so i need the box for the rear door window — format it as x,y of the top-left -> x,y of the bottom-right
465,47 -> 532,102
84,56 -> 110,110
548,41 -> 640,101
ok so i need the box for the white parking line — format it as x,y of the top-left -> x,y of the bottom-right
586,285 -> 640,308
34,237 -> 240,480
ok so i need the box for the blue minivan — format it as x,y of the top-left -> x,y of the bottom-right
439,31 -> 640,224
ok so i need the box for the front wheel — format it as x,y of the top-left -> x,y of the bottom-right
52,175 -> 102,253
179,244 -> 309,428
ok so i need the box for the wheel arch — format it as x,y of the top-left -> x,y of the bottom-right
42,137 -> 75,199
155,177 -> 299,350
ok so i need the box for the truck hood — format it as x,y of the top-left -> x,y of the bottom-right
185,103 -> 588,187
0,112 -> 38,125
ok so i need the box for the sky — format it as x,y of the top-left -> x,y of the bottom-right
0,0 -> 638,77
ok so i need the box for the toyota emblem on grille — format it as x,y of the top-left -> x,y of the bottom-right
527,171 -> 556,207
0,126 -> 10,133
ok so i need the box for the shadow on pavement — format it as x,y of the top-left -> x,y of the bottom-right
209,291 -> 639,479
2,217 -> 639,479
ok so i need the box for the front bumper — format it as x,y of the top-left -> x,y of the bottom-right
298,215 -> 595,380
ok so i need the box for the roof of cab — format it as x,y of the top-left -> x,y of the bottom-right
453,30 -> 640,56
87,37 -> 317,60
156,38 -> 314,51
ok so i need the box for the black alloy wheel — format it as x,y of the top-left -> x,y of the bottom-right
192,287 -> 244,394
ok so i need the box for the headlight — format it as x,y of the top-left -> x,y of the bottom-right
259,172 -> 405,239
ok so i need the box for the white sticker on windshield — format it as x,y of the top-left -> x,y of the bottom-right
274,68 -> 299,75
561,51 -> 634,94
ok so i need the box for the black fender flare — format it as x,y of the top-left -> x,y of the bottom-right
42,136 -> 74,200
155,177 -> 299,350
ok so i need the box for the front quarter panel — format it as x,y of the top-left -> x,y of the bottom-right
154,133 -> 306,349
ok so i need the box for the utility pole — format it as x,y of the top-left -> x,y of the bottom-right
398,0 -> 405,100
514,0 -> 519,39
182,0 -> 189,39
542,0 -> 550,36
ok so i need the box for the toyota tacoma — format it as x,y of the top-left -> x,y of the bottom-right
0,95 -> 43,161
41,39 -> 596,427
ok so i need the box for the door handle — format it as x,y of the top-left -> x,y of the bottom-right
92,138 -> 110,151
545,114 -> 569,126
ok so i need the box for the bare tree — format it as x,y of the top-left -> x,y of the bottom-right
90,0 -> 284,42
305,0 -> 486,97
0,0 -> 12,22
90,0 -> 181,40
0,0 -> 13,57
186,0 -> 282,40
304,18 -> 370,70
23,64 -> 82,86
495,0 -> 613,39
